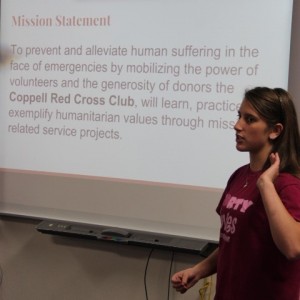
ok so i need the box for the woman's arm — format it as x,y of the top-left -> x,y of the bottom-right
172,248 -> 218,293
257,153 -> 300,260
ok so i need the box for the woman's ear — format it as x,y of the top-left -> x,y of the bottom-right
269,123 -> 283,140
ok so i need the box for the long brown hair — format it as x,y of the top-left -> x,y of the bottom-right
245,87 -> 300,176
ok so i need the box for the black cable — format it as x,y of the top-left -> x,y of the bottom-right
144,248 -> 154,300
0,264 -> 3,286
167,251 -> 175,300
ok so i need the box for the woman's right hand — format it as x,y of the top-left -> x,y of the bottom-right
171,267 -> 200,294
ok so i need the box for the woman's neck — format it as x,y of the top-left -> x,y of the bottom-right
249,152 -> 270,171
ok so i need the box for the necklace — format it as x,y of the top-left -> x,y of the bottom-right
242,165 -> 257,189
241,165 -> 250,189
242,165 -> 262,189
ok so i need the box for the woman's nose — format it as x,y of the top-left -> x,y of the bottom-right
234,118 -> 242,131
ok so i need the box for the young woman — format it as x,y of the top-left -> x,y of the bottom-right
172,87 -> 300,299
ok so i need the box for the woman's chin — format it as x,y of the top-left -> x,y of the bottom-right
235,144 -> 247,152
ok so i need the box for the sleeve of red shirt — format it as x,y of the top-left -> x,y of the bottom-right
276,173 -> 300,222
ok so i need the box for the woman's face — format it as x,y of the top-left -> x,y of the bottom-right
234,99 -> 273,156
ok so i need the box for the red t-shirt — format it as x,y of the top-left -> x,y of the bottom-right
215,164 -> 300,300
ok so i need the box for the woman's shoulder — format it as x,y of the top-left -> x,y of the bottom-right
226,164 -> 249,184
277,172 -> 300,182
231,164 -> 249,176
276,172 -> 300,190
232,163 -> 249,172
276,173 -> 300,219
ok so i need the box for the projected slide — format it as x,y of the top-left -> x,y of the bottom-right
0,0 -> 292,189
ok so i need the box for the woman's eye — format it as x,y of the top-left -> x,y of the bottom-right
237,112 -> 257,123
246,116 -> 255,123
